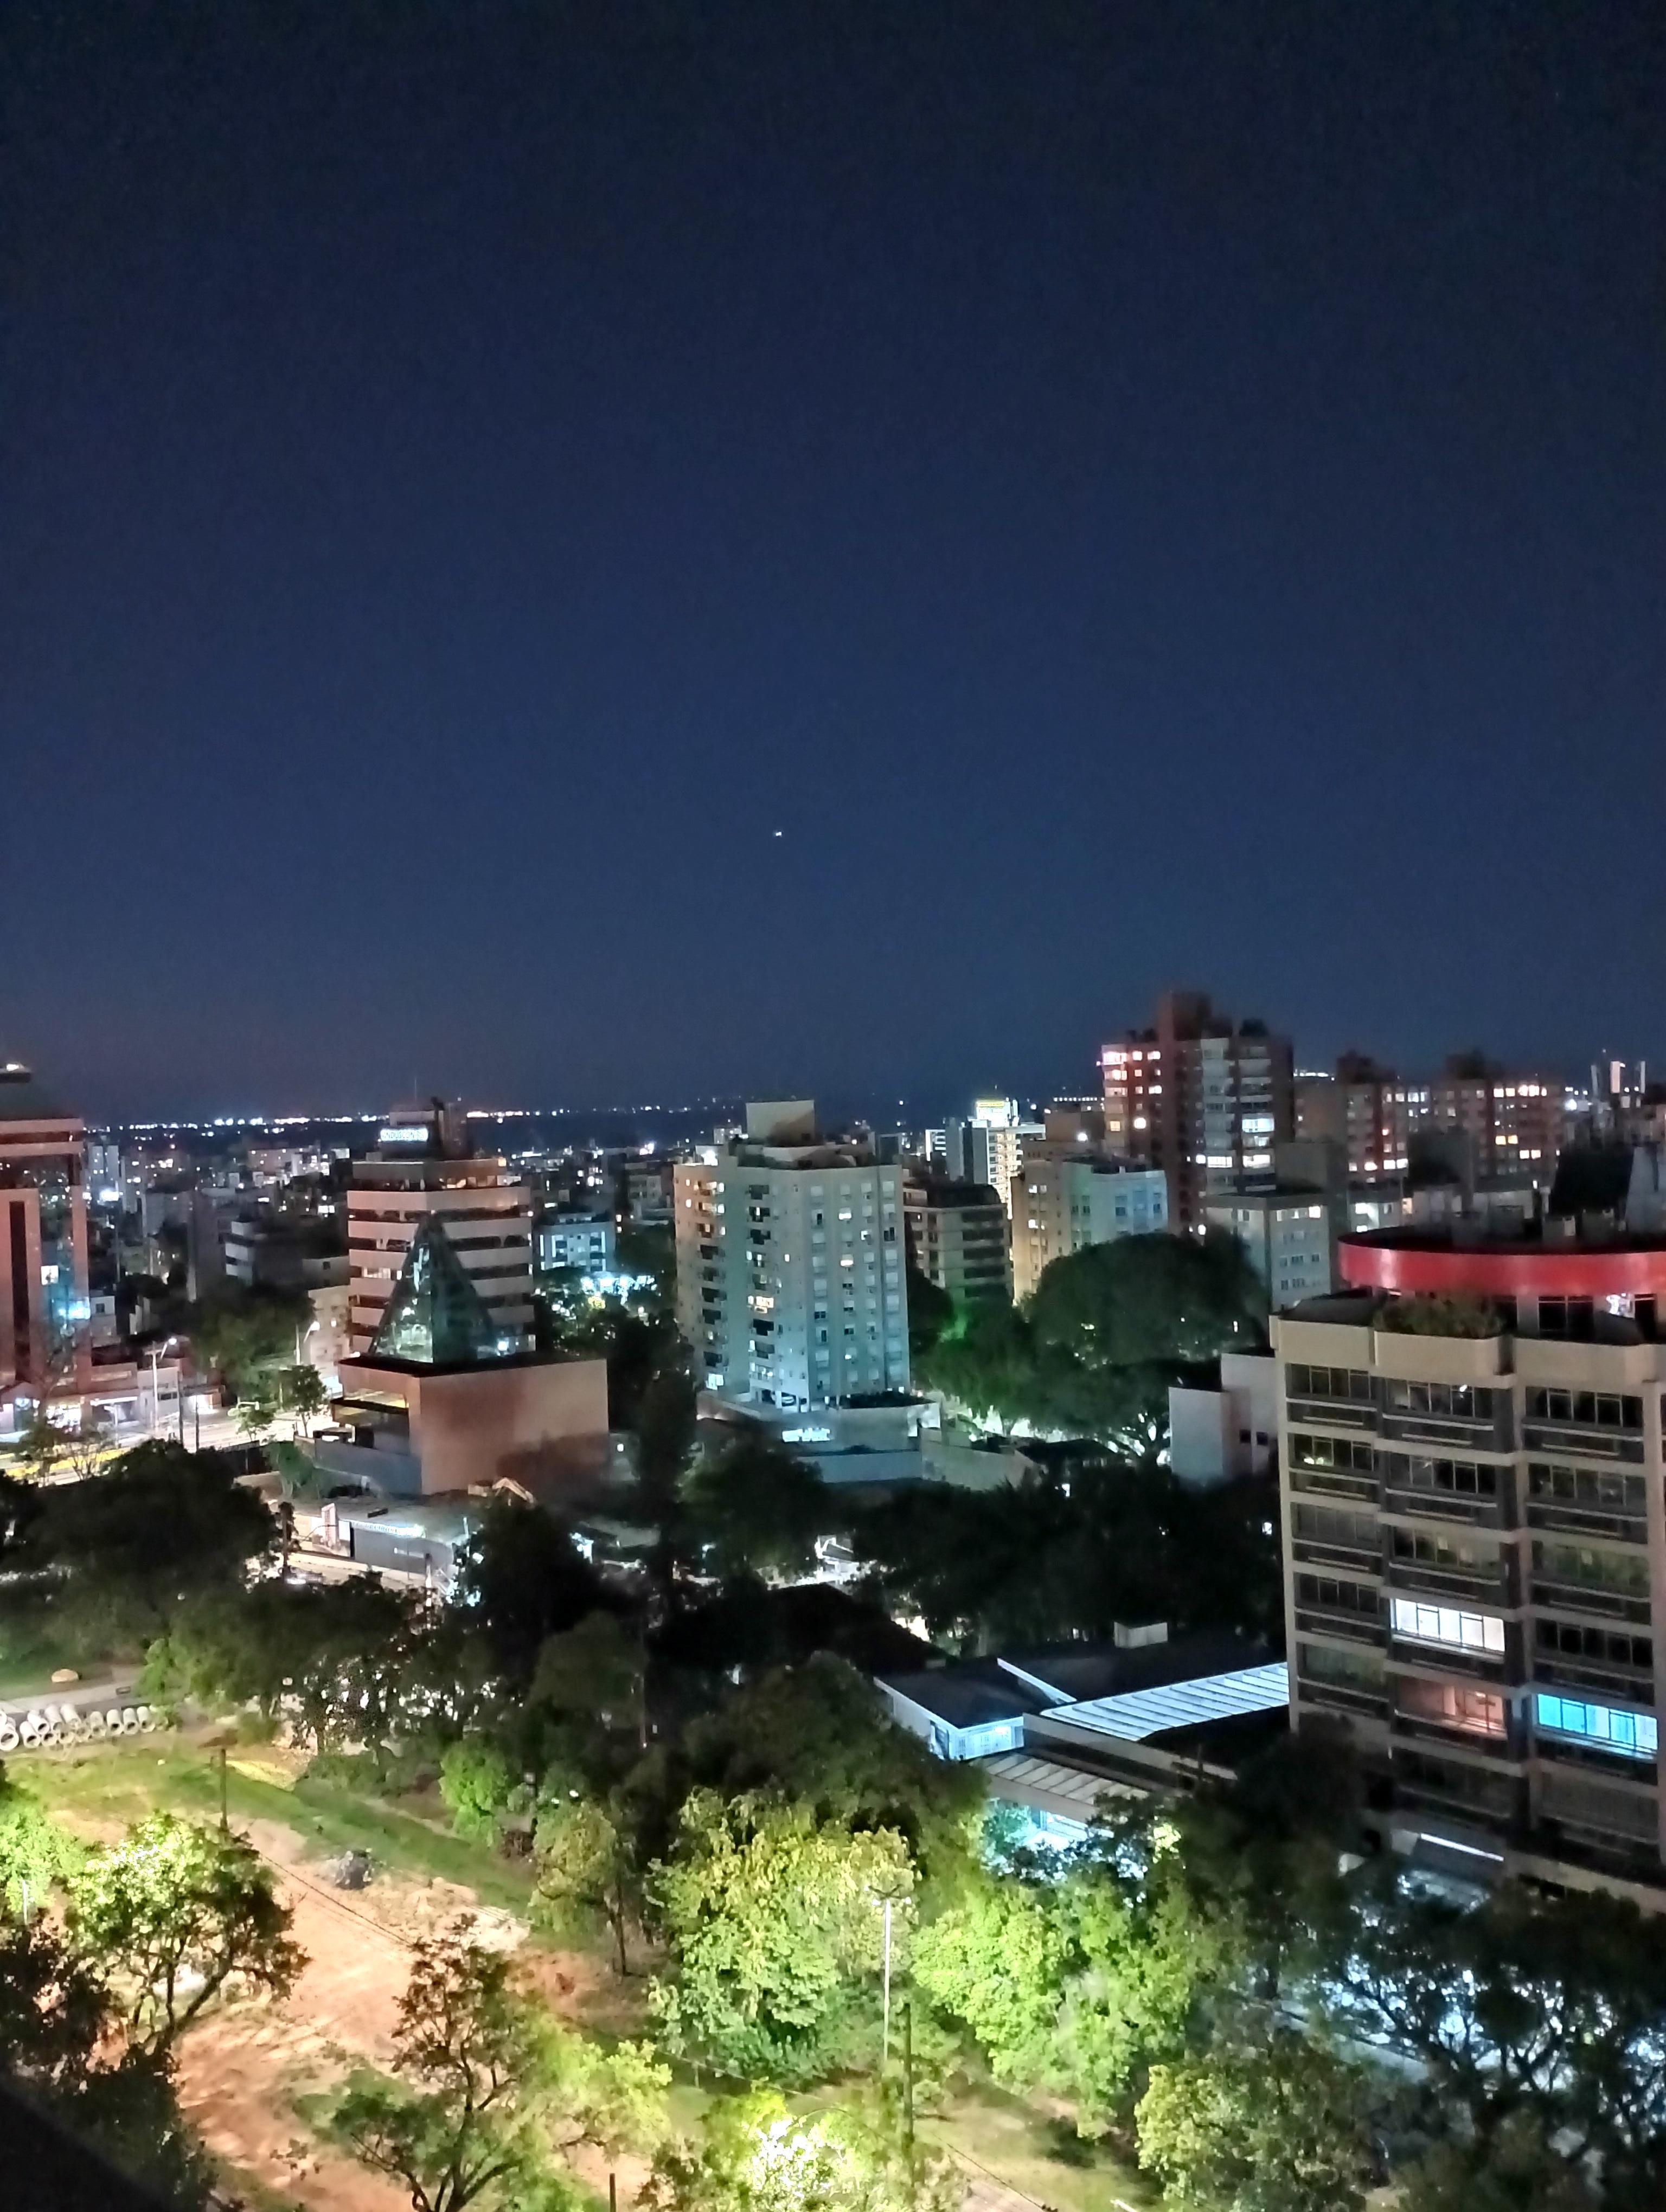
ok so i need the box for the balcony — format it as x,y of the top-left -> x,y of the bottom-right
1529,1575 -> 1651,1627
1285,1393 -> 1376,1433
1521,1422 -> 1646,1465
1387,1557 -> 1516,1610
1524,1501 -> 1648,1545
1294,1603 -> 1384,1647
1292,1536 -> 1381,1578
1289,1464 -> 1380,1505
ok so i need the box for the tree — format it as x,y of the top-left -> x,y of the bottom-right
14,1404 -> 67,1484
61,1403 -> 114,1484
1398,2113 -> 1600,2212
30,1441 -> 273,1652
1171,1724 -> 1362,1998
640,2088 -> 963,2212
439,1739 -> 516,1846
913,1300 -> 1037,1433
534,1791 -> 646,1977
69,1812 -> 303,2055
683,1435 -> 829,1582
188,1283 -> 311,1397
333,1926 -> 667,2212
0,1768 -> 79,1915
282,1362 -> 327,1433
649,1789 -> 914,2081
148,1576 -> 419,1750
529,1609 -> 645,1755
681,1657 -> 985,1891
1135,2032 -> 1377,2212
0,1920 -> 213,2206
1331,1879 -> 1666,2209
915,1809 -> 1233,2137
452,1496 -> 606,1690
905,1265 -> 954,1360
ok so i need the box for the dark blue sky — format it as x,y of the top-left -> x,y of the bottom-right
4,3 -> 1663,1118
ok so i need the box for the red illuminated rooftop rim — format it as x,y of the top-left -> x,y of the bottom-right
1340,1232 -> 1666,1302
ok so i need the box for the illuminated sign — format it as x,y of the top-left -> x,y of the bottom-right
378,1125 -> 430,1146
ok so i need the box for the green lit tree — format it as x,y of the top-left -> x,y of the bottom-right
334,1927 -> 666,2212
68,1812 -> 303,2055
1135,2030 -> 1377,2212
648,1789 -> 914,2082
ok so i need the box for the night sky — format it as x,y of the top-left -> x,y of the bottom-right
4,4 -> 1663,1120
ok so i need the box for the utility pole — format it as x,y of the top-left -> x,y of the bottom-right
881,1896 -> 893,2069
903,1999 -> 916,2210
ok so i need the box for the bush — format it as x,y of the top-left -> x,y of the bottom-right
438,1738 -> 516,1844
1377,1295 -> 1501,1339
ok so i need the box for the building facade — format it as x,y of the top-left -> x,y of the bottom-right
346,1102 -> 534,1354
1277,1229 -> 1666,1897
0,1064 -> 91,1401
674,1103 -> 909,1411
1101,992 -> 1294,1231
1427,1059 -> 1561,1188
1296,1054 -> 1428,1179
537,1213 -> 617,1277
1010,1150 -> 1169,1300
1206,1185 -> 1342,1308
944,1098 -> 1023,1217
901,1178 -> 1011,1309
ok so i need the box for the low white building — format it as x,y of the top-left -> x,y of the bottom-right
1167,1349 -> 1279,1486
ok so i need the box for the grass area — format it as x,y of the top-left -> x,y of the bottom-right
22,1735 -> 537,1913
926,2078 -> 1154,2211
0,1590 -> 114,1699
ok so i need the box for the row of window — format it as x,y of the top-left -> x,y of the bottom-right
1380,1452 -> 1498,1499
1391,1525 -> 1500,1576
1532,1541 -> 1651,1599
1389,1597 -> 1506,1654
1527,1461 -> 1648,1514
1536,1618 -> 1653,1671
1535,1693 -> 1658,1762
1382,1379 -> 1501,1421
1526,1388 -> 1643,1431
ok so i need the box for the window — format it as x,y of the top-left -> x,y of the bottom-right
1534,1693 -> 1658,1763
1531,1542 -> 1651,1600
1526,1389 -> 1642,1431
1295,1574 -> 1379,1622
1297,1642 -> 1383,1690
1389,1598 -> 1505,1654
1289,1432 -> 1374,1474
1285,1364 -> 1373,1405
1395,1678 -> 1506,1738
1535,1619 -> 1651,1670
1382,1379 -> 1498,1421
1379,1452 -> 1497,1498
1292,1503 -> 1379,1552
1391,1526 -> 1498,1576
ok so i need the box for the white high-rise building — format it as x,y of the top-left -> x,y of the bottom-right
675,1102 -> 909,1411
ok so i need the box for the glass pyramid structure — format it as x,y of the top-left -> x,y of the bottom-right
367,1216 -> 512,1367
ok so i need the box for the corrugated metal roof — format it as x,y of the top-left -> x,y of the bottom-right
1043,1660 -> 1290,1742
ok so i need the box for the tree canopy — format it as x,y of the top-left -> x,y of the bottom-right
28,1442 -> 273,1652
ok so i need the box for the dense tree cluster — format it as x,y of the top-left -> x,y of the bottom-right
915,1233 -> 1267,1453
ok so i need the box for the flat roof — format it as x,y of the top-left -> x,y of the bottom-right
877,1663 -> 1048,1731
996,1631 -> 1271,1706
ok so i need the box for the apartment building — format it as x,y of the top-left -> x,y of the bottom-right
345,1102 -> 534,1354
0,1063 -> 91,1399
944,1098 -> 1024,1217
1276,1227 -> 1666,1898
1296,1054 -> 1428,1178
1427,1058 -> 1561,1188
1206,1184 -> 1342,1309
674,1102 -> 909,1411
902,1178 -> 1011,1309
1010,1149 -> 1169,1300
1101,992 -> 1294,1231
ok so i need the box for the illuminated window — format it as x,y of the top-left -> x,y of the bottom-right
1389,1599 -> 1504,1655
1535,1693 -> 1657,1763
